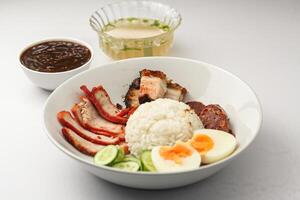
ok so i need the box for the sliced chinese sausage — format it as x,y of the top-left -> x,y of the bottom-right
80,85 -> 127,124
199,104 -> 232,133
57,111 -> 121,145
186,101 -> 206,116
71,96 -> 124,136
62,127 -> 104,156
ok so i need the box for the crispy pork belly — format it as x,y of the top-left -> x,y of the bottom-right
138,69 -> 167,104
124,77 -> 140,108
80,85 -> 128,124
164,80 -> 187,101
57,111 -> 121,145
71,96 -> 124,136
62,127 -> 104,156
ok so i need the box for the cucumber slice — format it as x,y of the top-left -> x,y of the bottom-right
112,161 -> 140,172
141,150 -> 156,172
111,148 -> 125,164
94,145 -> 118,166
123,155 -> 142,169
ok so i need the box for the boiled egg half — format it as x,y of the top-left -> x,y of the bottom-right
189,129 -> 237,164
151,142 -> 201,172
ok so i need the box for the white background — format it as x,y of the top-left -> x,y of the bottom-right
1,0 -> 300,199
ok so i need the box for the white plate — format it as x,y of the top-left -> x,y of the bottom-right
44,57 -> 262,189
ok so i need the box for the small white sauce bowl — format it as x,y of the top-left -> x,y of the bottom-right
19,38 -> 93,91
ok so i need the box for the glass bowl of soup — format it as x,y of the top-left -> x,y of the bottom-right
89,1 -> 181,60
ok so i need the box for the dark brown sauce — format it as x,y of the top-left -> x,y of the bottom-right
20,40 -> 91,72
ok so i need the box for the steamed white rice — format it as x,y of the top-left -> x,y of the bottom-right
125,98 -> 203,156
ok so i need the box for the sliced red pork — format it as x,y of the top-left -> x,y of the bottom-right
71,96 -> 124,136
62,127 -> 104,156
80,85 -> 128,124
57,111 -> 121,145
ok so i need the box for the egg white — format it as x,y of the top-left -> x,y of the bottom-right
193,129 -> 237,164
151,144 -> 201,172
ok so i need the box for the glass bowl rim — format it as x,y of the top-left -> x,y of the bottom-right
89,0 -> 182,41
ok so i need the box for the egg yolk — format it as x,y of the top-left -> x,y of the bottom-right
190,134 -> 214,155
159,143 -> 192,164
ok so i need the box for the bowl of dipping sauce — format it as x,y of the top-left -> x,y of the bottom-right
19,38 -> 93,90
89,1 -> 181,60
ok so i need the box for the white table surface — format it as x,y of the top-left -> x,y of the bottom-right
1,0 -> 300,199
